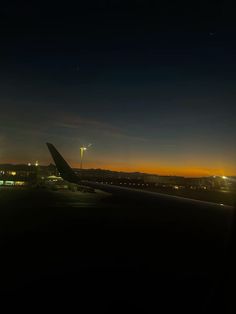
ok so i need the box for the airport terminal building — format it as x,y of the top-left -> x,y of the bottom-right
0,164 -> 58,186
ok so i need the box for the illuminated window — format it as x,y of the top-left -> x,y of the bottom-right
5,181 -> 14,186
15,181 -> 25,186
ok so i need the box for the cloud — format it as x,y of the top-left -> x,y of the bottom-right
53,112 -> 149,142
0,110 -> 149,148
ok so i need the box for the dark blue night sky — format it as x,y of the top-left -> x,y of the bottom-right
0,1 -> 235,176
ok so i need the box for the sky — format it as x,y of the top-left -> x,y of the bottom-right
0,1 -> 236,176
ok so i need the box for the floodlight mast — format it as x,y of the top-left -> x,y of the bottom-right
80,144 -> 92,169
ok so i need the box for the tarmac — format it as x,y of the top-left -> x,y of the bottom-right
0,186 -> 234,312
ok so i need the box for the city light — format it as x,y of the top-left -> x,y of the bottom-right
222,176 -> 227,179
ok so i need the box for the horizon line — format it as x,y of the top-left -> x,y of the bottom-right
0,162 -> 235,178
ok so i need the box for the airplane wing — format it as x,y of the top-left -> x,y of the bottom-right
46,143 -> 79,183
46,142 -> 233,210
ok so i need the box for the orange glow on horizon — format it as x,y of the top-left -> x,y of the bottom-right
71,161 -> 236,177
3,157 -> 236,178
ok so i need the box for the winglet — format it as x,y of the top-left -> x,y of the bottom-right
46,143 -> 79,183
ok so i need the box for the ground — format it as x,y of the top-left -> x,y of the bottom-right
0,187 -> 234,312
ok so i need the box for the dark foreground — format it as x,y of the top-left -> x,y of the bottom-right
0,187 -> 235,312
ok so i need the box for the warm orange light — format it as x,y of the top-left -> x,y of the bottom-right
71,161 -> 236,177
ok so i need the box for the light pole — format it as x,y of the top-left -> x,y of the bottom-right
80,146 -> 87,169
80,144 -> 92,169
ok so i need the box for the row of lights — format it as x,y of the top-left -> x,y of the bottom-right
97,182 -> 149,187
28,161 -> 39,167
213,176 -> 228,179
